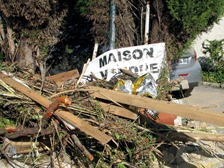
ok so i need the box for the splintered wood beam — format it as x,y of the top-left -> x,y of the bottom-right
0,72 -> 51,108
3,138 -> 41,154
88,86 -> 224,127
99,102 -> 138,120
177,131 -> 224,142
0,72 -> 112,144
46,69 -> 79,86
55,110 -> 112,144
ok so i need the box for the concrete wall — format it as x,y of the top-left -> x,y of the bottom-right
193,17 -> 224,57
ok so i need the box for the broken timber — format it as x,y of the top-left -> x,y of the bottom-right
99,102 -> 138,120
0,72 -> 112,145
46,69 -> 79,86
88,86 -> 224,127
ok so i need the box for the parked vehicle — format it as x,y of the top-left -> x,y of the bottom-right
170,48 -> 202,96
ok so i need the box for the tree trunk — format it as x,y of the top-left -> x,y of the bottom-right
6,26 -> 15,62
0,19 -> 5,45
0,16 -> 6,58
16,39 -> 35,73
151,19 -> 160,43
1,16 -> 35,73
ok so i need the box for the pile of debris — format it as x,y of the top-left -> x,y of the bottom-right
0,66 -> 224,168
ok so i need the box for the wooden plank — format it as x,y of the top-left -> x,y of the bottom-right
99,102 -> 138,120
0,72 -> 51,108
88,86 -> 224,127
178,131 -> 224,142
3,139 -> 41,154
0,72 -> 112,144
46,69 -> 79,86
55,110 -> 112,144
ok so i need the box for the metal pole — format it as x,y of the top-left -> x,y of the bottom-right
144,0 -> 150,45
109,0 -> 116,50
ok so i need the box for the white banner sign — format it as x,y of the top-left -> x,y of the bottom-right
82,43 -> 166,83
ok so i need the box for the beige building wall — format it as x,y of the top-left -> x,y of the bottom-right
193,17 -> 224,57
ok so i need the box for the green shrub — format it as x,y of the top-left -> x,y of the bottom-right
201,39 -> 224,83
202,71 -> 224,83
167,0 -> 224,39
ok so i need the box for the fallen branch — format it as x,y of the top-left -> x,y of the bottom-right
0,126 -> 54,139
71,134 -> 94,161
